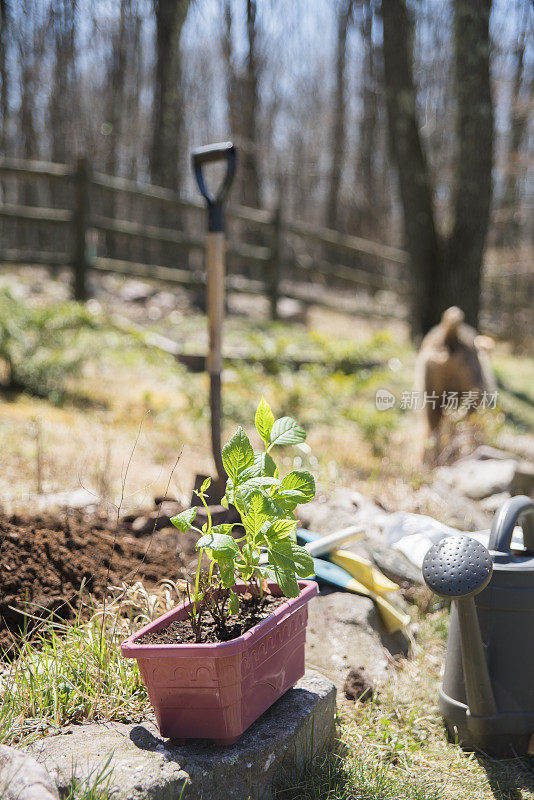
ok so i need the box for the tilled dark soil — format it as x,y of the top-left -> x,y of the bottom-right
136,593 -> 288,644
0,508 -> 197,657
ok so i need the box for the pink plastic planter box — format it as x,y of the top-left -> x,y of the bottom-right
121,580 -> 318,745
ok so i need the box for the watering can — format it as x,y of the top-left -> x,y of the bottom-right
423,495 -> 534,756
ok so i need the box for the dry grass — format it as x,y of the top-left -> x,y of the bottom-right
281,610 -> 534,799
0,580 -> 184,746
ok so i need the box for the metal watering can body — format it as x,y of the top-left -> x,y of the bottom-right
424,496 -> 534,756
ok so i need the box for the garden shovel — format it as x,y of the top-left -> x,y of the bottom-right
192,142 -> 237,501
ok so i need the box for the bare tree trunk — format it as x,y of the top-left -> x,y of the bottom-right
105,0 -> 129,178
381,0 -> 494,333
103,0 -> 130,257
150,0 -> 189,192
443,0 -> 493,325
0,0 -> 9,158
495,22 -> 530,247
222,0 -> 240,149
326,0 -> 353,230
49,0 -> 76,167
381,0 -> 441,335
355,0 -> 380,239
241,0 -> 261,208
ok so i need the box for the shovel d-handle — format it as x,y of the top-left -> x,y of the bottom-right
489,495 -> 534,554
192,141 -> 237,232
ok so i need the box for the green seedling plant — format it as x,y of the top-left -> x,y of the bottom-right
170,398 -> 315,641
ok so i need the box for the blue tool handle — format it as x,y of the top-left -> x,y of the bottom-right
297,528 -> 320,544
298,528 -> 359,589
488,495 -> 534,553
311,557 -> 352,589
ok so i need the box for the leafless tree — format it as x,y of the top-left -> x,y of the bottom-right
150,0 -> 190,192
382,0 -> 494,333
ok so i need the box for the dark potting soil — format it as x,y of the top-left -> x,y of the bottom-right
136,593 -> 289,645
0,508 -> 198,657
343,666 -> 375,702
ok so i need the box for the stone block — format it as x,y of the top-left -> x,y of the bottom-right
25,670 -> 336,800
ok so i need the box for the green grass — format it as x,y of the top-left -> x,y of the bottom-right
493,354 -> 534,434
61,755 -> 115,800
0,595 -> 150,746
279,608 -> 534,800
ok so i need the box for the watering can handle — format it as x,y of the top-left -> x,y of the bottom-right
488,495 -> 534,553
192,141 -> 237,231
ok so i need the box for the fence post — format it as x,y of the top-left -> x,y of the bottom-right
268,203 -> 283,320
72,155 -> 91,301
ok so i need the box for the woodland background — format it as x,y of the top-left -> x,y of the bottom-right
0,0 -> 532,333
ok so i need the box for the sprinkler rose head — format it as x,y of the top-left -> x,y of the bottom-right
422,535 -> 493,600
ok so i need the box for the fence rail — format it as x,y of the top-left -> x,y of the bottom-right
0,156 -> 531,337
0,156 -> 411,314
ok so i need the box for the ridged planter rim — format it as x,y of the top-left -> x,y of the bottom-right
121,579 -> 318,658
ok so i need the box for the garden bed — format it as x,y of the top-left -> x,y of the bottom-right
0,508 -> 197,656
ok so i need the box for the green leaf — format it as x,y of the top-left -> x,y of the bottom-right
242,542 -> 260,564
255,397 -> 275,446
170,507 -> 197,533
262,566 -> 300,598
271,488 -> 306,513
222,426 -> 254,482
266,540 -> 314,578
240,476 -> 281,492
228,590 -> 239,615
196,532 -> 239,558
281,470 -> 315,503
269,417 -> 306,447
200,476 -> 212,493
242,490 -> 269,536
219,561 -> 236,588
234,483 -> 286,517
240,452 -> 277,480
211,523 -> 234,536
264,518 -> 298,541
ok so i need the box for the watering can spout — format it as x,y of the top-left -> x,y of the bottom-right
423,536 -> 497,718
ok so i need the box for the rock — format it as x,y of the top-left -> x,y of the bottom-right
25,671 -> 335,800
118,280 -> 154,303
33,488 -> 98,512
480,492 -> 512,514
129,501 -> 184,535
305,591 -> 409,690
131,514 -> 153,534
498,433 -> 534,463
0,744 -> 58,800
416,482 -> 492,531
299,490 -> 389,540
436,457 -> 534,501
511,462 -> 534,497
363,537 -> 423,585
455,445 -> 517,462
298,489 -> 422,584
277,298 -> 308,324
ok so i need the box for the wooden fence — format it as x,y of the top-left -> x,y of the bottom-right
0,156 -> 531,337
0,156 -> 410,319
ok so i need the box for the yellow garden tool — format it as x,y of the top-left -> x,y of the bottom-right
297,528 -> 410,633
329,550 -> 400,595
